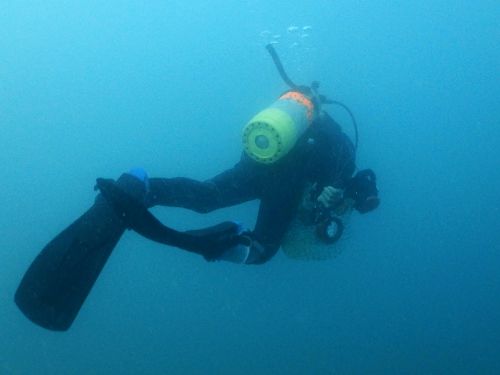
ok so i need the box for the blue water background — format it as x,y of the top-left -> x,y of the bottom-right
1,1 -> 499,374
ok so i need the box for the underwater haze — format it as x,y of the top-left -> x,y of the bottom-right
1,0 -> 499,374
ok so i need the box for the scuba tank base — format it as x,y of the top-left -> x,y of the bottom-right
242,94 -> 314,164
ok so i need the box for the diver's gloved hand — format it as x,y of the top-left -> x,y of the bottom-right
182,221 -> 251,263
216,238 -> 267,264
344,169 -> 380,213
211,232 -> 253,264
206,224 -> 266,264
317,186 -> 343,208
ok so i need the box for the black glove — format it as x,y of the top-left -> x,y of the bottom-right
344,169 -> 380,213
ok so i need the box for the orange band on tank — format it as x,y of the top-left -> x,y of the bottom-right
279,91 -> 315,121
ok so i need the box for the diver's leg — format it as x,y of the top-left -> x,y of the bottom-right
147,161 -> 260,212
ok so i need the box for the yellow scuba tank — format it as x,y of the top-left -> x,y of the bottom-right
242,91 -> 316,164
243,44 -> 359,163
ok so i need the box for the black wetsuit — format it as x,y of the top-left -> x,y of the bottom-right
146,112 -> 355,264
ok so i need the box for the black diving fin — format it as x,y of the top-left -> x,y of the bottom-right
15,176 -> 244,331
14,197 -> 126,331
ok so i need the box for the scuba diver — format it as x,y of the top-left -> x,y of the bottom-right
15,44 -> 380,331
110,108 -> 379,264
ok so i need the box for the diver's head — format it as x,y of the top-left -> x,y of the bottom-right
343,169 -> 380,213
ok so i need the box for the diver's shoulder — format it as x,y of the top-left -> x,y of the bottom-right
315,111 -> 355,153
315,111 -> 341,133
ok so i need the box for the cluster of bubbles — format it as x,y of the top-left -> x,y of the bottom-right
260,25 -> 313,49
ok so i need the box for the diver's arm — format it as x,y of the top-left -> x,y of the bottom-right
196,194 -> 286,265
208,181 -> 300,265
224,184 -> 302,265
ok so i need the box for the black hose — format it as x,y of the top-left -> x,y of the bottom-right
329,100 -> 359,151
266,44 -> 297,89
